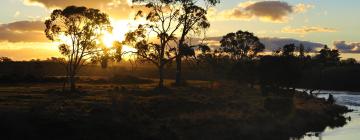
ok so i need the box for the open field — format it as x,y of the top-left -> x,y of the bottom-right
0,79 -> 349,140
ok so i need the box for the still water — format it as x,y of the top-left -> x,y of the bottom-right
300,90 -> 360,140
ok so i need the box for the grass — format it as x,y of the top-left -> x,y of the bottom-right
0,79 -> 350,140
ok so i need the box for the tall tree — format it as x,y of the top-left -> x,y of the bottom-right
174,0 -> 220,85
219,30 -> 265,60
45,6 -> 111,92
126,0 -> 182,88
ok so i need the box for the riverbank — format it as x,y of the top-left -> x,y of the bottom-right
0,80 -> 351,140
301,93 -> 360,140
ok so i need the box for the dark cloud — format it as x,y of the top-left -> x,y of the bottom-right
245,1 -> 292,21
0,20 -> 47,42
25,0 -> 114,8
195,36 -> 324,52
24,0 -> 142,19
216,1 -> 313,23
260,37 -> 324,51
334,41 -> 360,53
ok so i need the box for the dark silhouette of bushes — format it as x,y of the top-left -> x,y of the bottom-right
264,96 -> 294,115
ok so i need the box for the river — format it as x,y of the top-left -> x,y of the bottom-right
298,90 -> 360,140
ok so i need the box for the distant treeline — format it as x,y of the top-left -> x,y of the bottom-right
0,44 -> 359,91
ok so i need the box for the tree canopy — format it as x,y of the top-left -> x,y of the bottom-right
45,6 -> 111,91
220,30 -> 265,60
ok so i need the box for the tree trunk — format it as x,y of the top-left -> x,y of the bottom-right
158,65 -> 164,88
175,55 -> 182,85
175,38 -> 185,86
69,74 -> 76,92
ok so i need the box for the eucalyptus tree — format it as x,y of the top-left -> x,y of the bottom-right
126,0 -> 182,88
174,0 -> 220,85
45,6 -> 112,92
220,30 -> 265,60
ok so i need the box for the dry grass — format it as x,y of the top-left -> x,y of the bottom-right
0,79 -> 350,140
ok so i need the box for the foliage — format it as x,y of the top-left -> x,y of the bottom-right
125,0 -> 185,88
44,6 -> 111,91
314,45 -> 340,66
220,30 -> 265,60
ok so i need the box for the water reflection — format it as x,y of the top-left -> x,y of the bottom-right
297,91 -> 360,140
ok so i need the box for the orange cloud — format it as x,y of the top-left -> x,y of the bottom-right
211,1 -> 314,23
0,21 -> 47,42
281,26 -> 337,36
0,42 -> 60,60
24,0 -> 142,19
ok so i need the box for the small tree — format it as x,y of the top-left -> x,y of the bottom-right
282,44 -> 296,57
315,45 -> 340,66
220,30 -> 265,60
125,0 -> 182,88
0,57 -> 13,63
45,6 -> 111,92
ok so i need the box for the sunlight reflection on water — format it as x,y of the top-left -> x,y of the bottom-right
297,91 -> 360,140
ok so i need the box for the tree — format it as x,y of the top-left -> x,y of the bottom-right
45,6 -> 111,92
219,30 -> 265,60
282,44 -> 296,57
125,0 -> 182,88
0,57 -> 13,63
174,0 -> 219,85
298,43 -> 305,59
341,58 -> 357,65
315,45 -> 340,66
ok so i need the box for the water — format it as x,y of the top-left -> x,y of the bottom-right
299,90 -> 360,140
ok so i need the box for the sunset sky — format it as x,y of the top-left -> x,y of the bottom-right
0,0 -> 359,60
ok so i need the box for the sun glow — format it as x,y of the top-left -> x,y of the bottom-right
101,19 -> 141,59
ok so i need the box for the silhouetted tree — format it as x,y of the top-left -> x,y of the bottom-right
298,43 -> 305,59
282,44 -> 296,57
174,0 -> 219,85
314,45 -> 340,66
0,57 -> 13,63
196,50 -> 232,80
125,0 -> 181,88
341,58 -> 357,65
45,57 -> 66,63
259,55 -> 302,92
220,30 -> 265,60
45,6 -> 111,92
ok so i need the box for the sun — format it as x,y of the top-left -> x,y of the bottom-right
102,19 -> 129,47
101,19 -> 142,59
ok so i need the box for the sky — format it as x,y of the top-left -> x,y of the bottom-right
0,0 -> 359,60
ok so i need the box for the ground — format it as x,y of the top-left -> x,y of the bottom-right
0,79 -> 350,140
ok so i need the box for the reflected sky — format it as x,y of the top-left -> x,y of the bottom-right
300,92 -> 360,140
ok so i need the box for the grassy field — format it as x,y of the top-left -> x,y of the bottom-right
0,79 -> 350,140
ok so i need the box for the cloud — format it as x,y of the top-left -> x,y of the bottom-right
0,20 -> 47,42
23,0 -> 141,19
260,37 -> 324,51
14,11 -> 21,17
211,1 -> 314,23
293,3 -> 314,13
194,36 -> 324,52
281,26 -> 337,36
334,41 -> 360,53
